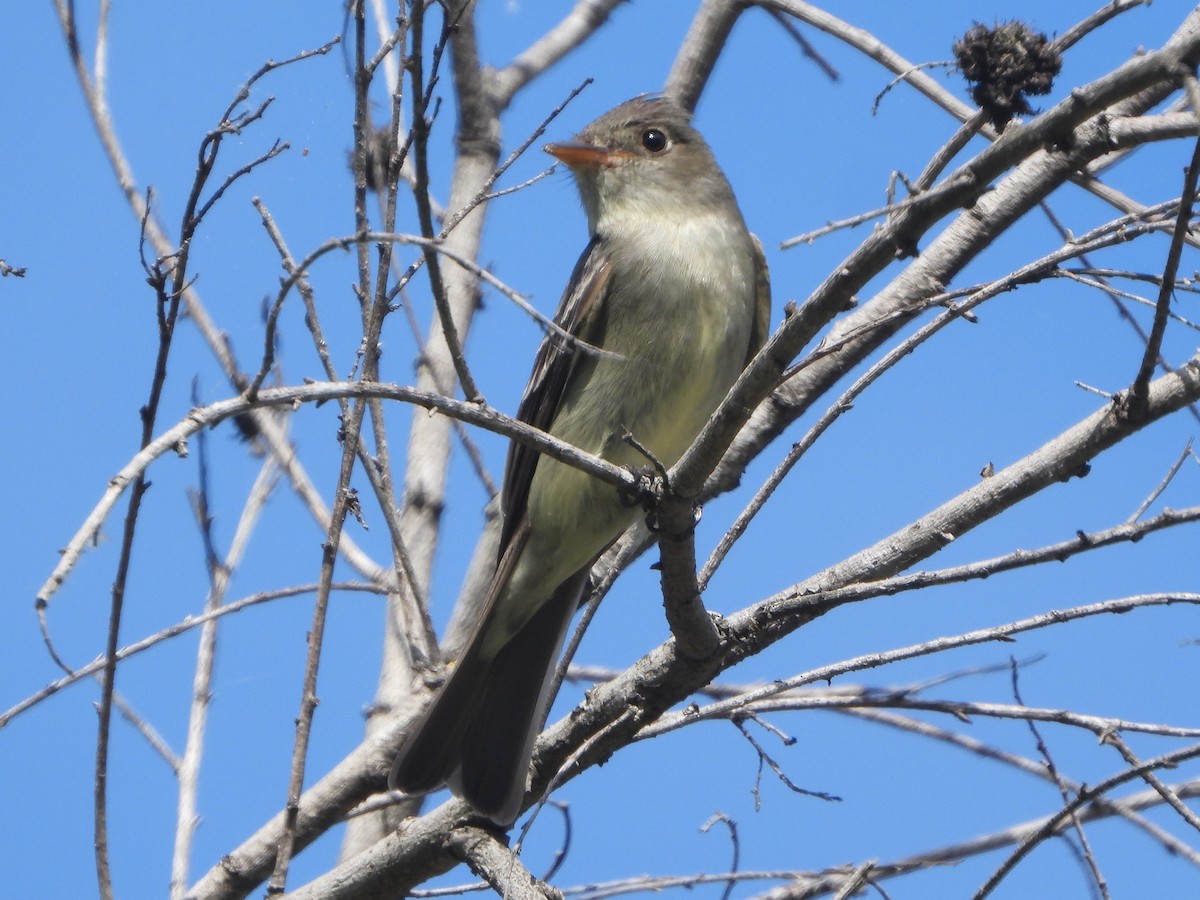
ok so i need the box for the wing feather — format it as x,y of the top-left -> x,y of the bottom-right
499,235 -> 612,550
746,233 -> 772,367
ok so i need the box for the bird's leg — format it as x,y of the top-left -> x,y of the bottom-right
617,428 -> 672,528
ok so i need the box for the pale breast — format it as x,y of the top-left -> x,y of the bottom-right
505,210 -> 757,623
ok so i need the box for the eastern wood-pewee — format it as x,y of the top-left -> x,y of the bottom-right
391,95 -> 771,824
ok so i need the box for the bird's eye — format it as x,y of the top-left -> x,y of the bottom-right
641,128 -> 668,153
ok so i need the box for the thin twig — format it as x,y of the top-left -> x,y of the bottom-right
251,198 -> 434,653
699,814 -> 741,900
3,583 -> 380,729
1041,203 -> 1200,428
650,594 -> 1200,737
734,720 -> 841,804
109,690 -> 180,772
1008,660 -> 1110,899
838,705 -> 1200,867
442,77 -> 593,235
34,379 -> 637,611
1054,0 -> 1152,53
765,8 -> 839,81
1127,108 -> 1200,418
1128,438 -> 1194,523
171,444 -> 280,898
974,742 -> 1200,899
266,7 -> 376,892
49,0 -> 384,598
1100,730 -> 1200,836
409,2 -> 480,401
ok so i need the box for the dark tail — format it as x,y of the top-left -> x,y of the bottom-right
390,574 -> 584,825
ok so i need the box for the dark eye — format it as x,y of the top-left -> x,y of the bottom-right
641,128 -> 668,153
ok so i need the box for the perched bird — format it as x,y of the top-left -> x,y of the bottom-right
390,94 -> 770,825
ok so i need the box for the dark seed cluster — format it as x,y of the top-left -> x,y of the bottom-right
953,21 -> 1062,131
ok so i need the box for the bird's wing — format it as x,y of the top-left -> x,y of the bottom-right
389,238 -> 612,804
746,233 -> 772,367
498,234 -> 613,551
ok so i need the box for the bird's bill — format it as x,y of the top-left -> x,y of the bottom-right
543,142 -> 632,169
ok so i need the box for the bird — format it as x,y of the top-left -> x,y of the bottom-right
390,94 -> 770,825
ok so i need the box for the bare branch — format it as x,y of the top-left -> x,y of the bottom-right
448,827 -> 562,900
491,0 -> 626,105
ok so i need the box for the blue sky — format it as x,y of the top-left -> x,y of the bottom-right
3,2 -> 1199,898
